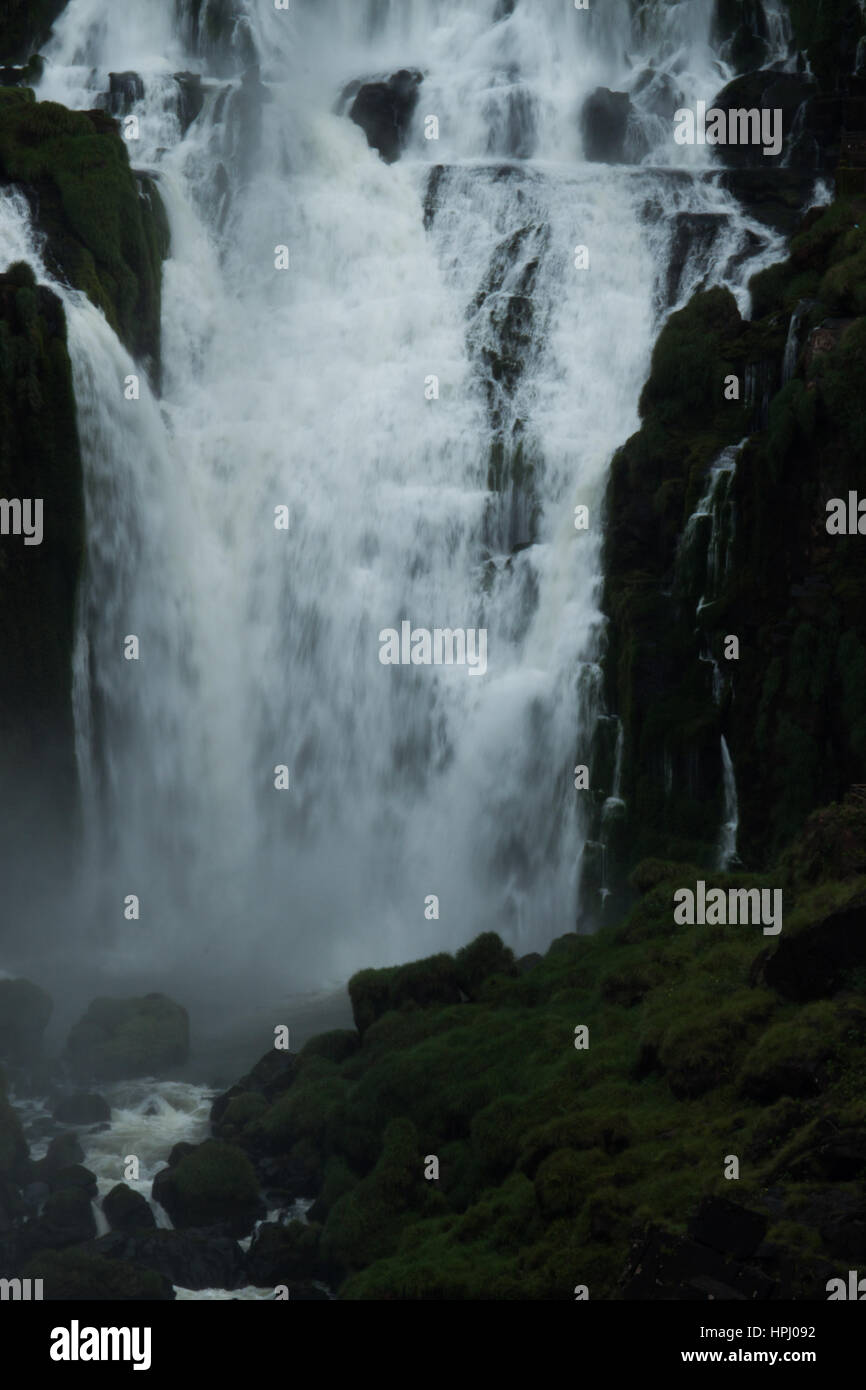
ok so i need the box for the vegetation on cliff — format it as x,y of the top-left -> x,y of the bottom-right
193,802 -> 866,1299
0,88 -> 169,373
599,194 -> 866,895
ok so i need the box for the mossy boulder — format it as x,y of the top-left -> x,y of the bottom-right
0,977 -> 52,1062
738,999 -> 866,1101
21,1247 -> 174,1299
0,94 -> 169,372
320,1118 -> 433,1275
151,1139 -> 263,1237
348,953 -> 461,1035
246,1219 -> 325,1285
299,1029 -> 360,1066
0,265 -> 83,865
65,994 -> 189,1081
454,932 -> 516,1000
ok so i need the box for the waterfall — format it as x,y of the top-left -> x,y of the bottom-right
718,734 -> 740,869
6,0 -> 787,1000
782,298 -> 814,383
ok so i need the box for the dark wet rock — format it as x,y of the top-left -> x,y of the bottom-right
711,70 -> 817,169
246,1219 -> 326,1285
167,1142 -> 197,1168
65,994 -> 189,1081
52,1092 -> 110,1126
108,70 -> 144,115
348,68 -> 423,163
50,1165 -> 98,1199
581,87 -> 633,163
715,168 -> 818,234
665,212 -> 729,307
173,70 -> 205,134
619,1223 -> 777,1299
764,896 -> 866,1000
31,1132 -> 84,1181
687,1196 -> 768,1258
90,1227 -> 246,1291
26,1186 -> 96,1250
0,978 -> 53,1064
102,1183 -> 156,1233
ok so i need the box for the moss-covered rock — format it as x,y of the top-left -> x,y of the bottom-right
225,803 -> 866,1299
348,952 -> 462,1035
151,1139 -> 263,1237
21,1247 -> 174,1299
599,197 -> 866,896
246,1219 -> 325,1285
0,262 -> 83,874
0,92 -> 169,372
64,994 -> 189,1081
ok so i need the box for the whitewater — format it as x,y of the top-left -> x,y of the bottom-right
0,0 -> 799,1008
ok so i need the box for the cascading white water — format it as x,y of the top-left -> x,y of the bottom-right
718,733 -> 740,869
14,0 -> 792,998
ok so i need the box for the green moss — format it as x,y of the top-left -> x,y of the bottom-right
21,1249 -> 173,1300
0,95 -> 169,371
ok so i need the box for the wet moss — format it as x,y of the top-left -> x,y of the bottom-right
0,93 -> 169,374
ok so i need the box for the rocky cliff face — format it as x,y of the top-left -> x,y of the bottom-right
592,1 -> 866,920
0,82 -> 169,893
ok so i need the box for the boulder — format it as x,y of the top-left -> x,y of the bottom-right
151,1140 -> 264,1238
454,932 -> 516,999
26,1186 -> 96,1250
348,953 -> 461,1035
210,1049 -> 298,1129
711,70 -> 817,168
90,1228 -> 246,1291
50,1165 -> 98,1199
64,994 -> 189,1081
348,69 -> 423,163
52,1092 -> 110,1125
108,70 -> 144,115
102,1183 -> 156,1234
764,897 -> 866,1000
580,87 -> 633,163
21,1247 -> 174,1299
245,1219 -> 325,1285
31,1132 -> 83,1181
665,212 -> 729,307
687,1196 -> 768,1258
0,977 -> 53,1063
619,1224 -> 777,1299
173,70 -> 205,134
